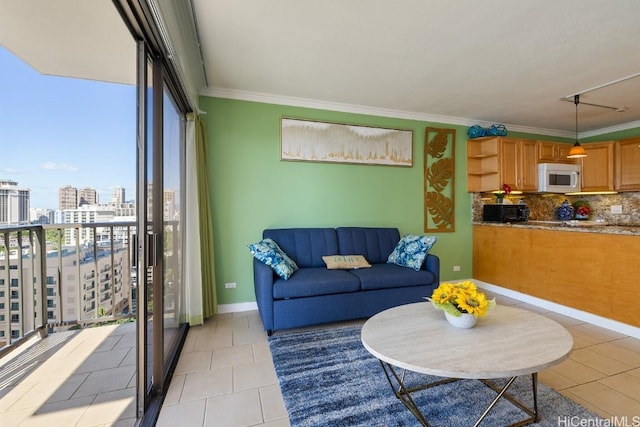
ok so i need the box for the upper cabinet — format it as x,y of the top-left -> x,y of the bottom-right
467,137 -> 499,192
579,142 -> 614,192
537,141 -> 575,164
466,137 -> 537,192
614,137 -> 640,191
467,135 -> 639,194
501,138 -> 538,192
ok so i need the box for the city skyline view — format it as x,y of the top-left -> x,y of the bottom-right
0,45 -> 136,210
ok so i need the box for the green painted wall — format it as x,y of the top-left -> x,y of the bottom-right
201,96 -> 621,305
200,97 -> 481,305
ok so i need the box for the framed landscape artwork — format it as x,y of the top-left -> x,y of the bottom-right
280,118 -> 413,167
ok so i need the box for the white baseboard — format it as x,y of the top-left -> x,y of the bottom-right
472,279 -> 640,339
216,302 -> 258,314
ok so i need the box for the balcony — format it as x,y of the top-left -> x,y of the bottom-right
0,222 -> 136,355
0,222 -> 138,425
0,222 -> 135,357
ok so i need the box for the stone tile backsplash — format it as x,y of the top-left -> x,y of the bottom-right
472,191 -> 640,224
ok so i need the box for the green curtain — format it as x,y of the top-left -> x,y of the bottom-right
195,117 -> 217,317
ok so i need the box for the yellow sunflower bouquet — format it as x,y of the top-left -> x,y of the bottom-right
426,280 -> 496,318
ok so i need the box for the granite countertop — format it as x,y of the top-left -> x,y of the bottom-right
473,220 -> 640,236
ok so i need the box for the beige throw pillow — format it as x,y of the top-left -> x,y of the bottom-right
322,255 -> 372,270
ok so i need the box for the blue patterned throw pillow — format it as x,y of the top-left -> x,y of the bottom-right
387,234 -> 438,271
248,238 -> 299,280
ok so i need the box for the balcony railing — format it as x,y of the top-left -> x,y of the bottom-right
0,221 -> 136,358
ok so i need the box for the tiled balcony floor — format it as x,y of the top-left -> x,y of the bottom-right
0,322 -> 136,427
1,294 -> 640,426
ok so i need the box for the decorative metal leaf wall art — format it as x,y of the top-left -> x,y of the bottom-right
424,127 -> 455,232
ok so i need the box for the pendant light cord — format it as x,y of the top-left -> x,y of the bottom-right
574,94 -> 580,144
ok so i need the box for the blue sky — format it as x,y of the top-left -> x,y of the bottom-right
0,46 -> 136,210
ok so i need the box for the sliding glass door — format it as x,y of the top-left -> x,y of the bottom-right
161,90 -> 184,361
135,46 -> 187,423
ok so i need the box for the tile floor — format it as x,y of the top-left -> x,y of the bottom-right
158,295 -> 640,426
0,322 -> 136,426
1,295 -> 639,426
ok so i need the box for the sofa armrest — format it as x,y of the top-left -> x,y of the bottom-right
423,253 -> 440,285
253,258 -> 276,333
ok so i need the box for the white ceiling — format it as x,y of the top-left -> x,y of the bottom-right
3,1 -> 640,138
193,0 -> 640,137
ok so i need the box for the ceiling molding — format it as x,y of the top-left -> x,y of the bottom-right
201,87 -> 573,139
581,120 -> 640,139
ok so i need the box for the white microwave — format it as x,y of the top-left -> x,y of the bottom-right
537,163 -> 581,193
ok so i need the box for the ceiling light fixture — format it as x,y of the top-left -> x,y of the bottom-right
567,95 -> 587,159
561,97 -> 628,113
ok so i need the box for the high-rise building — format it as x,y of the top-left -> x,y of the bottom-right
59,185 -> 78,210
78,187 -> 98,206
112,186 -> 125,205
163,189 -> 176,220
0,179 -> 30,225
30,207 -> 54,224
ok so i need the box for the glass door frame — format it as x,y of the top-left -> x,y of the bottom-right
115,2 -> 192,423
134,43 -> 189,427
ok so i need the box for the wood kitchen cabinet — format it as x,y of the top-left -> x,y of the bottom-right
467,137 -> 537,192
500,138 -> 538,191
467,137 -> 499,192
614,137 -> 640,191
579,142 -> 614,192
537,141 -> 575,164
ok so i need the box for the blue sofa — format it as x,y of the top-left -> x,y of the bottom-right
253,227 -> 440,334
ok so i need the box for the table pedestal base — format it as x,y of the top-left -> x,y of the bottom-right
379,361 -> 539,427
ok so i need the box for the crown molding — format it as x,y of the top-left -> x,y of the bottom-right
201,87 -> 574,138
581,119 -> 640,139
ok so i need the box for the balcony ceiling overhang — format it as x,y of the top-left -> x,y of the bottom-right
0,0 -> 136,86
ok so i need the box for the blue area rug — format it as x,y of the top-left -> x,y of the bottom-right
269,324 -> 601,426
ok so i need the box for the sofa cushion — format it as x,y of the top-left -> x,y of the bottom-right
264,228 -> 339,268
322,255 -> 371,270
349,263 -> 436,291
273,268 -> 361,299
387,234 -> 438,271
336,227 -> 400,264
248,238 -> 299,280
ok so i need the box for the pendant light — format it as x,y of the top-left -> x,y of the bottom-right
567,94 -> 587,158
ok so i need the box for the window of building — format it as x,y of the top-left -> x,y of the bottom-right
10,278 -> 18,287
46,276 -> 55,285
11,302 -> 19,310
47,288 -> 55,297
11,314 -> 19,323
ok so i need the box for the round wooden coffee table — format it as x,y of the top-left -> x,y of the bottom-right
361,302 -> 573,426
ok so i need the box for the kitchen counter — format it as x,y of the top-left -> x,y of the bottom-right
473,223 -> 640,328
473,220 -> 640,236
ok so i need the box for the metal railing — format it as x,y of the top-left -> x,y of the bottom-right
0,221 -> 137,358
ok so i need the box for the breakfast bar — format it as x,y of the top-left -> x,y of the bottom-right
473,222 -> 640,328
